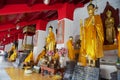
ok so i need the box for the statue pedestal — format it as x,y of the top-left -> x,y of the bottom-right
103,44 -> 118,51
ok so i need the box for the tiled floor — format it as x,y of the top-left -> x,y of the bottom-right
0,55 -> 110,80
0,56 -> 52,80
0,69 -> 11,80
6,68 -> 52,80
0,56 -> 12,80
0,56 -> 13,68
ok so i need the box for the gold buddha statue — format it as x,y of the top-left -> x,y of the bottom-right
8,44 -> 16,59
105,10 -> 116,44
80,3 -> 104,66
66,36 -> 75,61
23,51 -> 34,67
9,49 -> 17,61
46,26 -> 56,52
79,19 -> 87,66
35,47 -> 46,65
117,25 -> 120,58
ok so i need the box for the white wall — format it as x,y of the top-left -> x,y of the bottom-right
4,43 -> 13,52
23,35 -> 33,45
73,0 -> 120,37
64,18 -> 74,47
18,39 -> 23,51
46,20 -> 58,37
33,30 -> 46,61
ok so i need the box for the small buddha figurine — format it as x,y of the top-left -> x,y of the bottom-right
66,36 -> 75,61
46,26 -> 56,52
52,49 -> 59,60
105,10 -> 116,44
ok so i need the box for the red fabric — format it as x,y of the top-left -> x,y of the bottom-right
58,3 -> 84,20
36,20 -> 48,30
0,3 -> 63,15
18,33 -> 24,39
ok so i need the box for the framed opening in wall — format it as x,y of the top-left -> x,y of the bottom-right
57,19 -> 65,44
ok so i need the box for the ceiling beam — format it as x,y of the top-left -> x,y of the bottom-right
0,3 -> 84,16
27,0 -> 37,6
0,0 -> 6,9
0,19 -> 39,32
0,3 -> 63,16
0,24 -> 15,31
28,12 -> 42,21
13,14 -> 25,24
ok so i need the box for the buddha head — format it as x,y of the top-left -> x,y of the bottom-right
117,24 -> 120,31
69,36 -> 73,41
48,26 -> 53,33
106,10 -> 112,18
87,3 -> 95,16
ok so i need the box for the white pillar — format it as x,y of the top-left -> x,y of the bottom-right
33,30 -> 46,61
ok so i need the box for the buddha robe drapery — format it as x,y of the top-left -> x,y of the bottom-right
67,40 -> 75,61
46,31 -> 56,51
118,31 -> 120,57
36,49 -> 46,64
79,25 -> 87,66
24,51 -> 34,63
52,52 -> 59,60
9,50 -> 17,61
84,15 -> 104,60
8,45 -> 15,58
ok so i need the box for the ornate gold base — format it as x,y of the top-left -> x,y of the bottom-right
103,44 -> 118,51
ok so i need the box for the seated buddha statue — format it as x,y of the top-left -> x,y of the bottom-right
23,51 -> 34,67
52,49 -> 59,61
35,47 -> 46,65
8,45 -> 15,58
9,49 -> 17,62
105,10 -> 116,44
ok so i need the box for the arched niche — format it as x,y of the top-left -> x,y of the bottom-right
101,2 -> 119,45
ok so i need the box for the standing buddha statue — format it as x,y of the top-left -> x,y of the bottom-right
105,10 -> 116,44
80,3 -> 104,67
66,36 -> 75,61
46,26 -> 56,52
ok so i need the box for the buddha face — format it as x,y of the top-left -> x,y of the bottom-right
87,4 -> 95,16
69,37 -> 73,41
118,28 -> 120,32
48,27 -> 52,32
106,10 -> 112,18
